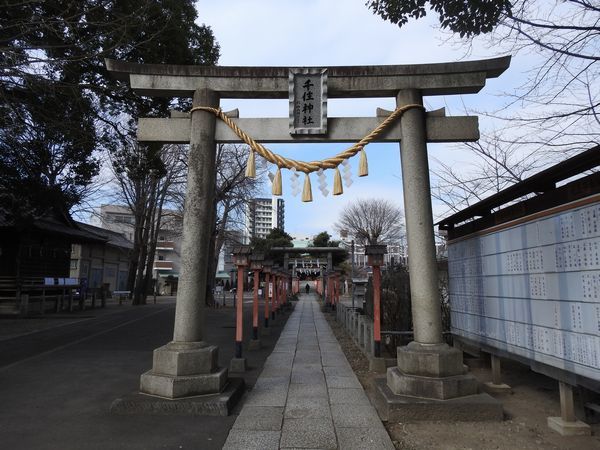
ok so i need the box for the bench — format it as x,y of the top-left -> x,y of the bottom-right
113,291 -> 131,305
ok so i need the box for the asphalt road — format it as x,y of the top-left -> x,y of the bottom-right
0,295 -> 292,450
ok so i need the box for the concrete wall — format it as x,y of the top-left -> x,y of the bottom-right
71,243 -> 130,292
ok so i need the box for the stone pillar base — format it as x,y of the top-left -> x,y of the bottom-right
230,357 -> 247,373
371,377 -> 503,422
387,367 -> 479,399
112,377 -> 244,417
483,381 -> 513,395
140,368 -> 227,399
373,341 -> 503,421
388,342 -> 479,400
547,417 -> 591,436
397,342 -> 466,378
248,339 -> 261,350
369,356 -> 393,374
139,341 -> 227,399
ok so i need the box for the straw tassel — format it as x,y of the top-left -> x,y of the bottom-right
245,150 -> 256,178
272,167 -> 282,195
333,167 -> 343,195
358,148 -> 368,177
301,173 -> 313,202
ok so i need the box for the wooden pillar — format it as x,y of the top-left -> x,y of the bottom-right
252,269 -> 259,340
373,264 -> 381,357
264,272 -> 270,328
547,381 -> 591,435
235,265 -> 245,358
272,275 -> 278,319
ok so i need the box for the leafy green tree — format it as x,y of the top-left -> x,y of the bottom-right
0,78 -> 99,220
311,231 -> 341,248
0,0 -> 220,222
312,231 -> 331,247
250,228 -> 293,266
366,0 -> 511,37
250,228 -> 294,254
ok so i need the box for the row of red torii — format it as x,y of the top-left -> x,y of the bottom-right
229,246 -> 365,361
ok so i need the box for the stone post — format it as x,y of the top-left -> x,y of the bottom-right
140,89 -> 227,399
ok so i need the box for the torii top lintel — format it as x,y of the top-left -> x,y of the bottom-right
104,56 -> 510,99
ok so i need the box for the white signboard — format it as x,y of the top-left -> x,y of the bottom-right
448,199 -> 600,381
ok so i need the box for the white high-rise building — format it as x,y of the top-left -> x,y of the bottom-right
244,197 -> 285,242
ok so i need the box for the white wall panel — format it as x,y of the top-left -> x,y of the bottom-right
448,199 -> 600,381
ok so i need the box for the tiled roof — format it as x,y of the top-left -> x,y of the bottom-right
75,222 -> 133,250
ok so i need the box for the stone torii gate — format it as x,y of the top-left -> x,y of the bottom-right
106,56 -> 510,414
273,246 -> 346,304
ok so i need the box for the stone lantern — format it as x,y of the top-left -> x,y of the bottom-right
232,245 -> 251,268
365,244 -> 386,266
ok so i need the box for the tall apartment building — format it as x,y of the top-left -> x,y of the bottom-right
244,197 -> 285,242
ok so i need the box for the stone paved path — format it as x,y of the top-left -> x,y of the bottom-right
223,293 -> 394,450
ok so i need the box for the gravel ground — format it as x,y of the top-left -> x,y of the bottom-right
323,309 -> 600,450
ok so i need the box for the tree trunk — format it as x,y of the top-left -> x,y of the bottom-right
143,184 -> 166,302
133,180 -> 157,305
127,182 -> 145,297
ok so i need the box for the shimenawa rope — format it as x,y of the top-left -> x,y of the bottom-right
188,103 -> 424,201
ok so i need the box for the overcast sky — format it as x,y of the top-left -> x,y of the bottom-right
196,0 -> 527,239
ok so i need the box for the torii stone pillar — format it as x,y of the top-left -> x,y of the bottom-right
139,89 -> 228,399
385,89 -> 479,402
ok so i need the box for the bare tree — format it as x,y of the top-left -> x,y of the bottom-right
368,0 -> 599,149
369,0 -> 599,217
471,0 -> 600,153
431,132 -> 548,214
170,144 -> 263,304
335,198 -> 404,245
110,142 -> 187,304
